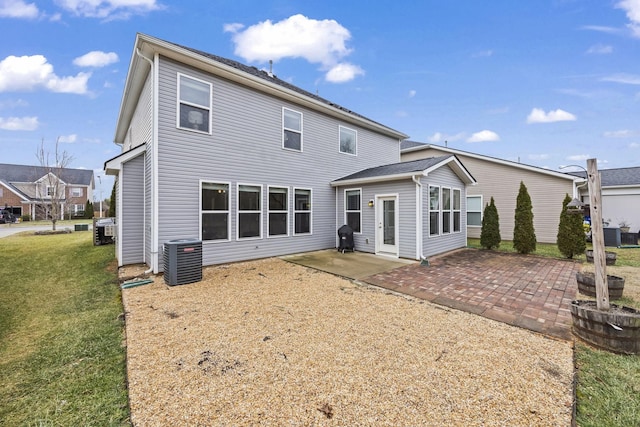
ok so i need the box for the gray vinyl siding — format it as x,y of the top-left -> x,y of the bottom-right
154,57 -> 400,267
121,154 -> 145,264
336,180 -> 417,259
124,72 -> 153,151
403,148 -> 574,243
422,167 -> 467,257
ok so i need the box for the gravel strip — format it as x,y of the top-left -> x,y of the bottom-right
122,258 -> 574,426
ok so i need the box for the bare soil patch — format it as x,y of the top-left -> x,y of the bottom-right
122,258 -> 574,426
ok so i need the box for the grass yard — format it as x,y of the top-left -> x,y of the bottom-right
0,230 -> 129,426
468,237 -> 640,426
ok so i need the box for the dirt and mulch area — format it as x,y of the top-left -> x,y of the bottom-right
120,258 -> 574,426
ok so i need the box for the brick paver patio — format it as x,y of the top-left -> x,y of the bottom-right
363,249 -> 581,341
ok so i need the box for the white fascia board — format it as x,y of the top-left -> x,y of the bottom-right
0,181 -> 29,201
104,144 -> 147,175
331,172 -> 417,187
123,34 -> 408,141
423,156 -> 476,184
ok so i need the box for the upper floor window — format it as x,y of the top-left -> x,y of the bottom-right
429,186 -> 440,236
467,195 -> 483,227
201,182 -> 230,241
71,187 -> 82,197
339,126 -> 357,155
46,186 -> 55,197
283,108 -> 302,151
177,73 -> 211,134
345,189 -> 361,233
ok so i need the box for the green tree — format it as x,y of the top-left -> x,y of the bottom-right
84,200 -> 94,219
557,194 -> 586,259
108,184 -> 116,217
480,196 -> 501,249
513,181 -> 536,254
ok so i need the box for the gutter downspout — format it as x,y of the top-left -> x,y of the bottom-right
412,175 -> 423,261
135,48 -> 157,275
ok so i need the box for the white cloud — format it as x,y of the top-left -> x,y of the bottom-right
601,73 -> 640,84
629,142 -> 640,148
58,134 -> 77,143
226,14 -> 363,83
0,116 -> 38,130
586,43 -> 613,54
581,25 -> 624,35
73,51 -> 119,67
427,132 -> 465,143
408,90 -> 416,98
604,129 -> 636,138
616,0 -> 640,37
526,108 -> 577,123
567,154 -> 590,161
0,0 -> 38,18
223,22 -> 244,33
472,49 -> 493,58
467,130 -> 500,143
0,55 -> 90,94
55,0 -> 162,19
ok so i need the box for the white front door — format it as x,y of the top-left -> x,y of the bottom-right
376,195 -> 398,256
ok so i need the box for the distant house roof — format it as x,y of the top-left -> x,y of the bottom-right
569,167 -> 640,187
331,155 -> 476,186
115,33 -> 409,143
0,163 -> 93,200
400,140 -> 578,181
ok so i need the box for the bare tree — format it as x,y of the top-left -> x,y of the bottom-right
35,138 -> 74,231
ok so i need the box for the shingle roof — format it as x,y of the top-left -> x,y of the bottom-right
333,156 -> 452,182
0,163 -> 93,185
569,167 -> 640,187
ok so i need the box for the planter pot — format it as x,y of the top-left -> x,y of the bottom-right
571,300 -> 640,355
576,272 -> 625,299
585,249 -> 617,265
620,227 -> 630,233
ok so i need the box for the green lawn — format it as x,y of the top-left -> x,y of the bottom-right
0,230 -> 129,426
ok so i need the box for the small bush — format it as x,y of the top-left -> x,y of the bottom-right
20,214 -> 31,222
513,181 -> 536,254
557,194 -> 586,259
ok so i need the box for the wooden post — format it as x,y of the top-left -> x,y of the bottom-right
586,158 -> 610,311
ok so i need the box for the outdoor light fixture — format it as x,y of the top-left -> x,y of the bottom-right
368,200 -> 374,207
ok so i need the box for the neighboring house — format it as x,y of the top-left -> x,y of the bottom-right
400,141 -> 581,243
0,163 -> 94,220
105,34 -> 475,273
571,167 -> 640,234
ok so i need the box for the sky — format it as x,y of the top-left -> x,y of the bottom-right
1,0 -> 639,198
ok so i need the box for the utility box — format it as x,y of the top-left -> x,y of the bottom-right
163,239 -> 202,286
603,227 -> 621,247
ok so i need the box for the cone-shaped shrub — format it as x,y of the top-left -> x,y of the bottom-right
557,193 -> 586,258
480,197 -> 501,249
513,181 -> 536,254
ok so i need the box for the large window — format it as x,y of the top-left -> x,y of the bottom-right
283,108 -> 302,151
294,188 -> 311,234
442,187 -> 451,234
453,189 -> 461,232
201,182 -> 229,241
429,186 -> 440,236
467,195 -> 483,227
177,73 -> 211,133
71,187 -> 82,197
339,126 -> 357,155
238,184 -> 262,239
268,186 -> 288,237
345,189 -> 361,233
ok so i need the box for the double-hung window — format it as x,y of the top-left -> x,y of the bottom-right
467,195 -> 483,227
453,189 -> 461,232
268,186 -> 288,237
339,126 -> 357,155
71,187 -> 82,197
345,189 -> 361,233
177,73 -> 211,133
201,182 -> 229,241
442,188 -> 451,234
283,108 -> 302,151
238,184 -> 262,239
294,188 -> 311,234
429,186 -> 440,236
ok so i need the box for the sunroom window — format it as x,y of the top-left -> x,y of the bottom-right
178,74 -> 211,133
429,186 -> 440,236
453,189 -> 461,232
442,188 -> 451,234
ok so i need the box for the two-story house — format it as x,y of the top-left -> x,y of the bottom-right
105,34 -> 475,273
0,163 -> 94,220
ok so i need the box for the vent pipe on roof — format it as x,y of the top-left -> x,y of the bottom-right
268,60 -> 273,78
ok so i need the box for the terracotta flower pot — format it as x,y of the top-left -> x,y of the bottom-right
585,249 -> 617,265
575,271 -> 624,299
571,300 -> 640,355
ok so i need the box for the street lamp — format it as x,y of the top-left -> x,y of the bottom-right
98,175 -> 103,218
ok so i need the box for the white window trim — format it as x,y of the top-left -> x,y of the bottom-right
236,183 -> 263,240
282,107 -> 303,152
429,185 -> 440,236
344,187 -> 362,234
453,188 -> 462,233
199,180 -> 231,243
293,187 -> 312,235
176,73 -> 212,135
466,194 -> 483,228
267,185 -> 290,238
339,125 -> 357,156
71,187 -> 83,197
